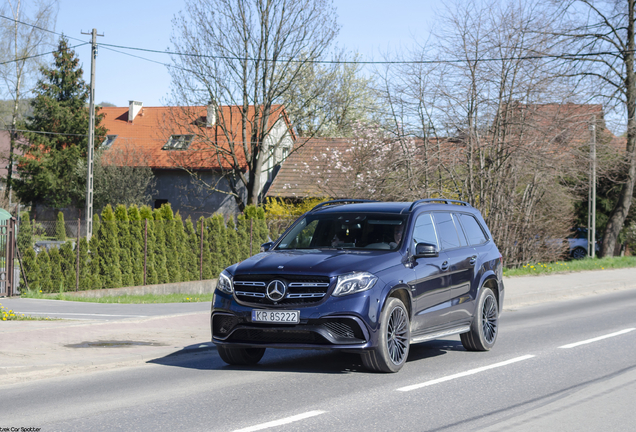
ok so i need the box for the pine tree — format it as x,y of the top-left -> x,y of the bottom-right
98,205 -> 122,288
114,204 -> 134,287
55,212 -> 66,241
127,205 -> 145,286
17,212 -> 33,254
140,205 -> 158,285
36,250 -> 52,292
14,36 -> 107,209
48,247 -> 64,292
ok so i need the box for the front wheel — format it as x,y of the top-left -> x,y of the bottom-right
461,287 -> 498,351
361,297 -> 410,373
217,345 -> 266,365
571,247 -> 587,260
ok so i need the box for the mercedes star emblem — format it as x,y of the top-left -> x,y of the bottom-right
266,280 -> 287,302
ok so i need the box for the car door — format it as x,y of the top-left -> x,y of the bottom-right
432,212 -> 475,324
408,212 -> 451,333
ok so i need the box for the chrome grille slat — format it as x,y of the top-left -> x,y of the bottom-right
233,274 -> 331,305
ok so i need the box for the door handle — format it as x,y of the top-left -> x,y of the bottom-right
469,255 -> 477,265
441,261 -> 449,271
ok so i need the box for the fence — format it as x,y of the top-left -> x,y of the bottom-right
0,219 -> 16,296
19,215 -> 297,294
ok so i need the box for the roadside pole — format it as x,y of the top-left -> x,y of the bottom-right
588,117 -> 597,258
81,28 -> 103,242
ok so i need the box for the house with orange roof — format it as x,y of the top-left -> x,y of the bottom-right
100,101 -> 294,217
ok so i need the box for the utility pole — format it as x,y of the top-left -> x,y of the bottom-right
81,28 -> 103,241
588,116 -> 597,258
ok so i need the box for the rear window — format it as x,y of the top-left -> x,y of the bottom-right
457,214 -> 488,246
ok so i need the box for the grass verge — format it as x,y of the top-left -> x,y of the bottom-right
504,256 -> 636,277
19,291 -> 215,304
0,302 -> 54,321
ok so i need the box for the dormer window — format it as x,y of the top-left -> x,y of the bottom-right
163,134 -> 194,150
101,134 -> 118,148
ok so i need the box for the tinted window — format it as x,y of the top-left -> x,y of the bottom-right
458,214 -> 488,245
434,212 -> 461,250
412,213 -> 439,249
454,214 -> 469,246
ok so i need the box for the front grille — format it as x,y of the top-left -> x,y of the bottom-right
228,328 -> 329,344
233,274 -> 332,306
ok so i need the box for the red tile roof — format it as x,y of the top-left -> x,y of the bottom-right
99,105 -> 292,170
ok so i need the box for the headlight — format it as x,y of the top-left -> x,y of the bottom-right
217,270 -> 233,294
332,272 -> 378,296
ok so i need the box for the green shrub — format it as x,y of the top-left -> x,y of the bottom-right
55,212 -> 66,241
21,247 -> 37,291
152,208 -> 169,284
225,217 -> 240,266
78,237 -> 91,290
48,247 -> 63,292
114,204 -> 134,287
18,212 -> 33,253
128,205 -> 144,286
184,217 -> 199,280
98,205 -> 122,288
59,242 -> 76,290
160,204 -> 181,283
36,249 -> 52,292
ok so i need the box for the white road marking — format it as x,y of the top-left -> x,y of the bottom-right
397,355 -> 535,392
559,328 -> 635,349
12,312 -> 148,317
233,410 -> 326,432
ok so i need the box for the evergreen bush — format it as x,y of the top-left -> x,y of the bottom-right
127,205 -> 144,286
55,212 -> 66,241
140,205 -> 158,285
21,247 -> 37,291
48,247 -> 63,292
59,242 -> 76,290
37,249 -> 52,292
160,204 -> 181,283
97,205 -> 122,288
225,217 -> 240,266
114,204 -> 134,287
184,217 -> 199,280
78,237 -> 91,290
152,208 -> 169,284
18,212 -> 33,253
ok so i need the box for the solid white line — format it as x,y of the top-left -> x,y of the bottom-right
559,328 -> 635,349
12,312 -> 148,317
232,410 -> 326,432
397,355 -> 535,392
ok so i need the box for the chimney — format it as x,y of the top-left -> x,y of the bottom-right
206,99 -> 217,127
128,100 -> 143,122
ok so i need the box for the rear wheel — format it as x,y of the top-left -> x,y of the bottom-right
461,287 -> 498,351
217,345 -> 266,365
571,247 -> 587,260
361,297 -> 410,373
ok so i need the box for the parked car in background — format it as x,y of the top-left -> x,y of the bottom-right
211,199 -> 504,373
567,227 -> 599,259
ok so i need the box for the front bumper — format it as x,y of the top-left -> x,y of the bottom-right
211,290 -> 379,350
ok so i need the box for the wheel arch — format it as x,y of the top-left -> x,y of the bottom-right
478,271 -> 501,311
380,285 -> 413,319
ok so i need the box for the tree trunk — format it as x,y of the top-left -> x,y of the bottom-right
601,0 -> 636,257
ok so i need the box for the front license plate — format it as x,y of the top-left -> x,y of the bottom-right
252,310 -> 300,324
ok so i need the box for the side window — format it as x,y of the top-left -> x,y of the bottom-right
434,212 -> 461,250
412,213 -> 439,249
453,214 -> 469,247
458,214 -> 488,246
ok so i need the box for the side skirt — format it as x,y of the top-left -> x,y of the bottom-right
410,325 -> 470,344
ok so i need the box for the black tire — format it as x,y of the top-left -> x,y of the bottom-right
571,247 -> 587,260
461,287 -> 498,351
217,345 -> 266,365
361,297 -> 410,373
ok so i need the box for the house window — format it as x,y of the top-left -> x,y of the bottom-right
101,134 -> 117,148
163,134 -> 194,150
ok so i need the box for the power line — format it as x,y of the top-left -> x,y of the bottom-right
0,14 -> 88,43
0,43 -> 90,66
1,13 -> 628,66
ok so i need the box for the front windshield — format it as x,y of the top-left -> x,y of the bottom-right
276,213 -> 407,250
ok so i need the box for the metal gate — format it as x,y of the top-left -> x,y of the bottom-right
0,218 -> 16,297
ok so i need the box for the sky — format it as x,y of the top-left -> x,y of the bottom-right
53,0 -> 438,107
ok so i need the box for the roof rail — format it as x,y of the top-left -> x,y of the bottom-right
311,199 -> 379,212
409,198 -> 471,211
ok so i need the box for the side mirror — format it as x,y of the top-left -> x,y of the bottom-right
415,242 -> 439,258
260,242 -> 274,252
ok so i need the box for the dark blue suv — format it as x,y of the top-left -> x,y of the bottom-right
211,199 -> 504,372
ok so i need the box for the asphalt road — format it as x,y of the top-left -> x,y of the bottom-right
0,297 -> 211,320
2,289 -> 636,431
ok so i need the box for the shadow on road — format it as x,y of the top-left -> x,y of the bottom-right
147,339 -> 463,374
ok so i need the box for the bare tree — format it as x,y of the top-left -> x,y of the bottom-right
547,0 -> 636,256
0,0 -> 58,203
168,0 -> 339,210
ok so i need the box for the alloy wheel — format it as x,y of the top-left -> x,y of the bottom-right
387,306 -> 409,365
481,295 -> 498,344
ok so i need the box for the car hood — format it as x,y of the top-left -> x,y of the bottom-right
231,249 -> 404,277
